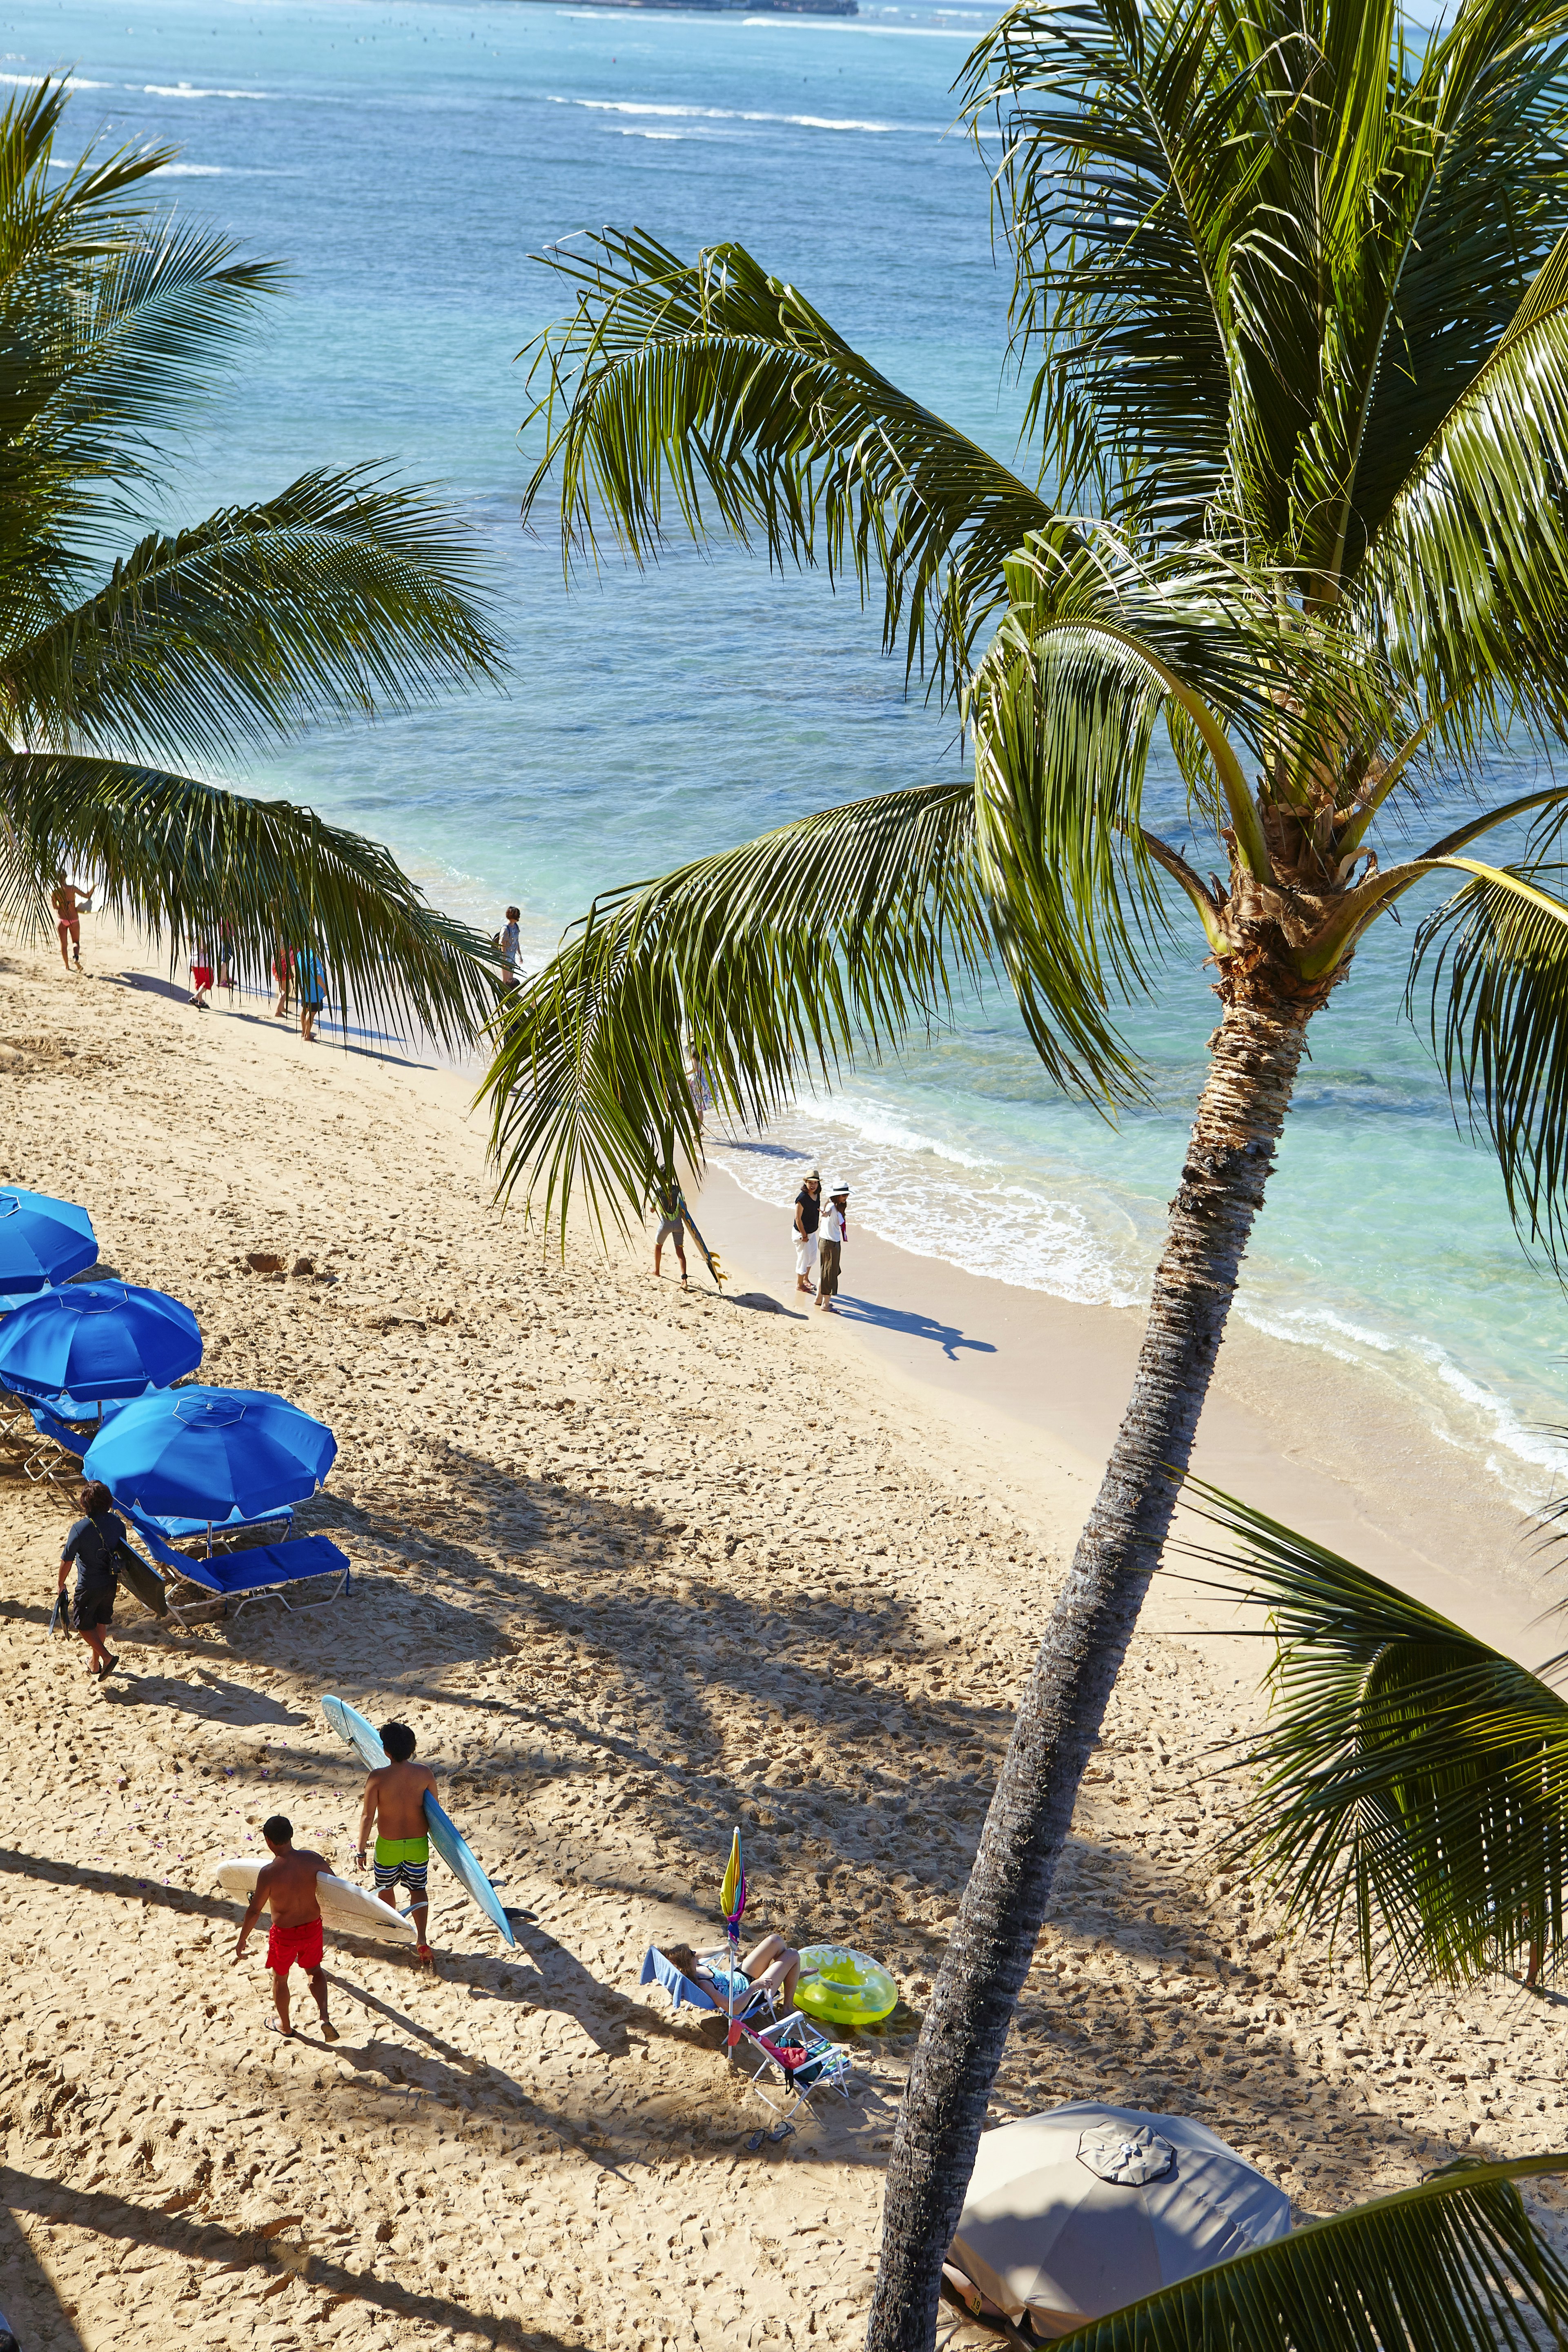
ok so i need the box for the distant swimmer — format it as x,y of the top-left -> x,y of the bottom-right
51,875 -> 93,971
356,1721 -> 438,1967
233,1814 -> 340,2040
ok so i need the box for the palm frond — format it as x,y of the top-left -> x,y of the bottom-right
1181,1481 -> 1568,1988
0,753 -> 497,1050
967,523 -> 1379,1087
962,0 -> 1245,535
1340,0 -> 1568,572
1057,2152 -> 1568,2352
1408,857 -> 1568,1261
520,227 -> 1057,693
482,780 -> 988,1240
3,468 -> 506,764
1355,227 -> 1568,751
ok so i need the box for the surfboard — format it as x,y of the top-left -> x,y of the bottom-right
675,1189 -> 727,1290
215,1858 -> 416,1946
320,1693 -> 515,1947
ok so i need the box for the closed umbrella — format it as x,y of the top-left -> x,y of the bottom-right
0,1188 -> 96,1295
0,1282 -> 201,1405
947,2102 -> 1291,2338
84,1385 -> 335,1521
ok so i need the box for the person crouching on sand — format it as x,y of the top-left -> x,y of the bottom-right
356,1721 -> 438,1967
234,1814 -> 340,2041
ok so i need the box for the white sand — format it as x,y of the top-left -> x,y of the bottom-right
0,929 -> 1564,2352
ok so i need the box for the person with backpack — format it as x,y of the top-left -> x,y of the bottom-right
56,1479 -> 131,1677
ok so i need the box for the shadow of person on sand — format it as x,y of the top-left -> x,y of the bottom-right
100,1670 -> 306,1728
831,1292 -> 999,1363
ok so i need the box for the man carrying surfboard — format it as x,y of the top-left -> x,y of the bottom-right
355,1723 -> 439,1967
233,1815 -> 341,2040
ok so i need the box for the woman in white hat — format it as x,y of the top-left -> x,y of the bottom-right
817,1181 -> 848,1311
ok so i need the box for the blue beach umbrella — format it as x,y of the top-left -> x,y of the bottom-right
0,1187 -> 96,1295
0,1282 -> 201,1404
84,1385 -> 336,1520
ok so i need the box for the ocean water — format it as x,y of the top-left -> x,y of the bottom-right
15,0 -> 1568,1503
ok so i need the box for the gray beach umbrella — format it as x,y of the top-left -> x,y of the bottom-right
949,2101 -> 1291,2336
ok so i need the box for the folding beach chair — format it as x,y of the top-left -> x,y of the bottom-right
23,1399 -> 92,1486
639,1946 -> 855,2147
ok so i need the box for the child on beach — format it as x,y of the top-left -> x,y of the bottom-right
233,1814 -> 340,2041
356,1721 -> 439,1965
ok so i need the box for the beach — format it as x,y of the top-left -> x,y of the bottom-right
0,932 -> 1565,2352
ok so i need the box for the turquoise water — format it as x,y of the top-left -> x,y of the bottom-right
17,0 -> 1568,1497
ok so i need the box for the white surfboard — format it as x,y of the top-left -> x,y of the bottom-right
216,1857 -> 417,1946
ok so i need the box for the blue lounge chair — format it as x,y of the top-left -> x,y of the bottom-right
158,1532 -> 350,1622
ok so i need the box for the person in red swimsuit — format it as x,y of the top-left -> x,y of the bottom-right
233,1815 -> 340,2040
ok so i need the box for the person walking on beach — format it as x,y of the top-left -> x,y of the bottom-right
51,876 -> 92,971
295,941 -> 326,1042
57,1479 -> 128,1678
272,939 -> 292,1018
653,1175 -> 689,1286
356,1721 -> 439,1966
189,943 -> 214,1010
794,1170 -> 822,1294
233,1815 -> 341,2040
498,905 -> 521,993
816,1181 -> 848,1311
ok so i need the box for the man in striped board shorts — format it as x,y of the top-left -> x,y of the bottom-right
356,1721 -> 439,1967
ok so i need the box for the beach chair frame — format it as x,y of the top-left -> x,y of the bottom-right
741,2007 -> 856,2145
639,1946 -> 857,2149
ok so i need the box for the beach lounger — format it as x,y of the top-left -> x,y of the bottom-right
639,1944 -> 855,2145
157,1532 -> 351,1623
23,1400 -> 91,1484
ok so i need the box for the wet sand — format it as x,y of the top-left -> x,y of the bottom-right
1,928 -> 1565,2352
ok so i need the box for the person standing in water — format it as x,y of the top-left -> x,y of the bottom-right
356,1721 -> 439,1966
233,1814 -> 340,2040
51,876 -> 93,971
498,905 -> 521,993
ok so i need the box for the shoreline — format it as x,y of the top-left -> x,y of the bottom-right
690,1162 -> 1558,1665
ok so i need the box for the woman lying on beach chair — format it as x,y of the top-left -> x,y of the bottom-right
640,1938 -> 855,2146
662,1934 -> 800,2013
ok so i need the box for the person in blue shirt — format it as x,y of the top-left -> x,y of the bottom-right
294,943 -> 325,1042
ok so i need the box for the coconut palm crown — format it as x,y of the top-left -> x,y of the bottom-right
2,79 -> 506,1039
494,2 -> 1568,2346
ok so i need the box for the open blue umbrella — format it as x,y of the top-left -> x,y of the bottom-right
0,1188 -> 96,1295
84,1385 -> 335,1520
0,1282 -> 201,1405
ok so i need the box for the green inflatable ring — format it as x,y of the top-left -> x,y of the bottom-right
795,1944 -> 898,2025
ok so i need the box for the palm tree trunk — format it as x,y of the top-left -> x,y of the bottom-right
865,988 -> 1314,2352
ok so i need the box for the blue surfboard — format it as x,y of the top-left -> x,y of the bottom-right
321,1693 -> 515,1947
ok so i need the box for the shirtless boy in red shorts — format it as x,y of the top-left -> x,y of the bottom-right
234,1814 -> 340,2040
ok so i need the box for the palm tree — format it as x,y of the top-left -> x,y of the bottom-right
491,2 -> 1568,2341
1185,1480 -> 1568,1997
2,79 -> 505,1039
